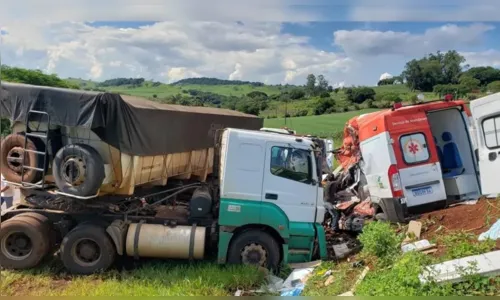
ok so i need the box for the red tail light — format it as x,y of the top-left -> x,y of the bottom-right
388,164 -> 404,198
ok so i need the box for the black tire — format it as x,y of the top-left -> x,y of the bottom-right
375,213 -> 388,222
0,133 -> 45,183
379,198 -> 407,223
15,213 -> 57,248
52,144 -> 105,197
227,230 -> 281,272
60,224 -> 116,275
0,217 -> 50,269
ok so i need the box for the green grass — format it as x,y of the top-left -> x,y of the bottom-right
263,109 -> 379,138
0,259 -> 265,296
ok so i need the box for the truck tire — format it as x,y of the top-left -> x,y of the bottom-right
52,144 -> 105,197
15,213 -> 57,248
227,230 -> 281,272
0,216 -> 50,269
60,224 -> 116,275
0,133 -> 44,184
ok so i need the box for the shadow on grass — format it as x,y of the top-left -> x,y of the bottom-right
1,254 -> 266,296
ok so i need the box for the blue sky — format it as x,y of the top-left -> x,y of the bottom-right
1,0 -> 500,86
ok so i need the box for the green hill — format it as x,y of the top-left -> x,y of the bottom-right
263,108 -> 379,139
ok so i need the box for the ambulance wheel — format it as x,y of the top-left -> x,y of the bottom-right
227,230 -> 281,272
60,224 -> 116,275
0,216 -> 50,269
379,198 -> 406,223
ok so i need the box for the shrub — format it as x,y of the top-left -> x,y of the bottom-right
294,109 -> 309,117
319,91 -> 331,98
467,94 -> 478,101
358,221 -> 402,264
487,80 -> 500,93
325,107 -> 337,114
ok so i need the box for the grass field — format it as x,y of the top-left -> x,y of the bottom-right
1,259 -> 266,296
263,108 -> 379,138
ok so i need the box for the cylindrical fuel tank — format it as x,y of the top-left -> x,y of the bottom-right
125,223 -> 206,259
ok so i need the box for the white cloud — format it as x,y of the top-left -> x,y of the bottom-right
0,0 -> 324,24
379,73 -> 393,80
1,21 -> 353,85
349,0 -> 500,21
461,50 -> 500,68
333,23 -> 495,57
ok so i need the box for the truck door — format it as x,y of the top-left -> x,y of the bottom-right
262,142 -> 318,223
471,93 -> 500,195
390,112 -> 447,207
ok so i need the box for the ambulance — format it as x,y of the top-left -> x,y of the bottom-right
335,93 -> 500,222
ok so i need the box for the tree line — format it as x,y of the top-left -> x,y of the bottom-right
173,77 -> 265,87
401,50 -> 500,97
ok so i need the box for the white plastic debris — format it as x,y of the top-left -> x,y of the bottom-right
401,239 -> 433,253
479,219 -> 500,241
279,267 -> 315,296
419,250 -> 500,284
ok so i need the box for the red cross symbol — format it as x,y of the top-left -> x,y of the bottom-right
408,142 -> 419,154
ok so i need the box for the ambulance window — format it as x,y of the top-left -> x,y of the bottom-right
270,146 -> 312,183
482,115 -> 500,149
400,133 -> 430,164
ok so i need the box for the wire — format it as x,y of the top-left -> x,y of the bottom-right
123,184 -> 201,215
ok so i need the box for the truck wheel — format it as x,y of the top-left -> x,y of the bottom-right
15,213 -> 57,248
227,230 -> 280,272
52,144 -> 105,197
0,216 -> 50,269
0,133 -> 44,184
60,224 -> 116,275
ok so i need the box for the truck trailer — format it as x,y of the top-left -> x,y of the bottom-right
0,82 -> 327,274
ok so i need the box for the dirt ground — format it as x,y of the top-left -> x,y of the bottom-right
419,198 -> 500,239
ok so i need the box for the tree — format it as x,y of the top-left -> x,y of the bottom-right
462,66 -> 500,86
289,88 -> 306,100
313,98 -> 336,115
401,50 -> 466,92
377,78 -> 396,86
317,75 -> 329,92
487,81 -> 500,93
306,74 -> 316,95
247,91 -> 268,100
346,87 -> 376,104
459,76 -> 480,90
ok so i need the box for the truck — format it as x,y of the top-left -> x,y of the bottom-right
0,82 -> 327,274
328,93 -> 500,223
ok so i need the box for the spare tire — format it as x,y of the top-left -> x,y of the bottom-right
0,133 -> 44,184
52,144 -> 105,197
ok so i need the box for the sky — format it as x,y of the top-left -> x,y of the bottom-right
1,0 -> 500,86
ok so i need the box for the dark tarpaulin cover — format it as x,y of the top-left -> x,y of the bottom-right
0,82 -> 264,156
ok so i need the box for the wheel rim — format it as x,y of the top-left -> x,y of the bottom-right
1,231 -> 33,260
241,243 -> 267,266
71,238 -> 102,267
61,157 -> 86,186
6,147 -> 24,173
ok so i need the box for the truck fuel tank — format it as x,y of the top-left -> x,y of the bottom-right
125,223 -> 206,260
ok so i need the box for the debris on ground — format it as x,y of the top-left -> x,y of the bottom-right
280,267 -> 315,296
289,260 -> 322,269
338,266 -> 370,296
403,221 -> 422,244
479,219 -> 500,242
401,239 -> 437,253
419,250 -> 500,284
449,199 -> 479,207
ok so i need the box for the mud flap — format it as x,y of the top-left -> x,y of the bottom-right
379,198 -> 407,223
